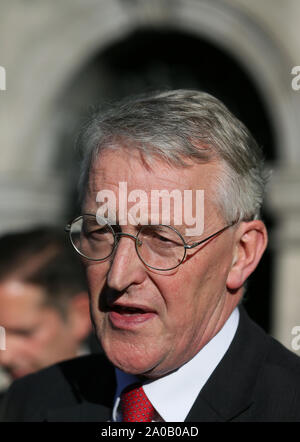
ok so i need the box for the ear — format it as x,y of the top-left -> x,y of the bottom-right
68,292 -> 92,342
226,220 -> 268,291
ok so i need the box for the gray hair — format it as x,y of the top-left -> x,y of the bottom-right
77,89 -> 269,223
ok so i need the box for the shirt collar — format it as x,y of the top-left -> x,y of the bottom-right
113,307 -> 239,422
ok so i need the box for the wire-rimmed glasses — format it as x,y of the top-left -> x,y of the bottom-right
65,214 -> 236,271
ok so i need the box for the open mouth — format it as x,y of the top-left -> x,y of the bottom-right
111,305 -> 149,315
108,303 -> 156,328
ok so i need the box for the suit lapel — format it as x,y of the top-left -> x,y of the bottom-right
186,306 -> 269,422
46,353 -> 116,422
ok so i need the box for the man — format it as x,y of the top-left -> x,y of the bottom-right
0,228 -> 93,389
1,90 -> 300,422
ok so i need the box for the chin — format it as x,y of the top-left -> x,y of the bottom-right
100,336 -> 161,377
107,350 -> 154,375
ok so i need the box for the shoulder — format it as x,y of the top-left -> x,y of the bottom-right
239,309 -> 300,419
0,353 -> 115,421
246,313 -> 300,386
255,335 -> 300,407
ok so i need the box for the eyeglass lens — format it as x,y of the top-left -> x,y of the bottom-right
69,215 -> 185,270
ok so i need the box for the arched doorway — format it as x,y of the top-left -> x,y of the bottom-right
55,28 -> 276,332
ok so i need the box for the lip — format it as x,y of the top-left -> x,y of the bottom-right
108,302 -> 157,330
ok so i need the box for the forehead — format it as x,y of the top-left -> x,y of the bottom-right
0,281 -> 46,326
83,148 -> 222,231
86,148 -> 219,197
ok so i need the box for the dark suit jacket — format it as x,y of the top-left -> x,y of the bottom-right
1,306 -> 300,422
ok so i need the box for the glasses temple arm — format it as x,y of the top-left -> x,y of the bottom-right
185,222 -> 236,250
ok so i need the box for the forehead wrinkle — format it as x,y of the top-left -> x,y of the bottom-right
85,151 -> 223,228
90,150 -> 193,191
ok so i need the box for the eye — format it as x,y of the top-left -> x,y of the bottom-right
83,225 -> 99,236
153,232 -> 173,243
141,226 -> 182,246
82,223 -> 109,241
11,328 -> 36,338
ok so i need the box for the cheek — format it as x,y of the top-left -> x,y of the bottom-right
23,337 -> 48,356
85,263 -> 108,296
32,316 -> 69,349
16,334 -> 52,361
154,271 -> 198,326
157,258 -> 218,322
85,264 -> 111,332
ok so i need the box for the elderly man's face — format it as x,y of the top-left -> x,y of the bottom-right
83,149 -> 239,378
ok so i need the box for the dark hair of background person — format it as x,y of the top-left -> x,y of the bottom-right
0,227 -> 88,318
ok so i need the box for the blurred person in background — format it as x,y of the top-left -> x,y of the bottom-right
0,227 -> 95,396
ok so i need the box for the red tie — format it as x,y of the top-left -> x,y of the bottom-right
120,384 -> 156,422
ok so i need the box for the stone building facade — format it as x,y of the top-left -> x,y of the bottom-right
0,0 -> 299,378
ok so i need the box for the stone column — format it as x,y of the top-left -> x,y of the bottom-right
0,174 -> 70,234
267,166 -> 300,354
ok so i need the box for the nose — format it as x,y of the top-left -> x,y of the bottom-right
106,233 -> 146,292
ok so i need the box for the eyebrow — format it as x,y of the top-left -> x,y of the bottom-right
6,326 -> 37,336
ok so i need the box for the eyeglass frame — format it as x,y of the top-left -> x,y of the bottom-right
65,213 -> 237,271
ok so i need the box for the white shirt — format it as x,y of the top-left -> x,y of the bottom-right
112,307 -> 240,422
